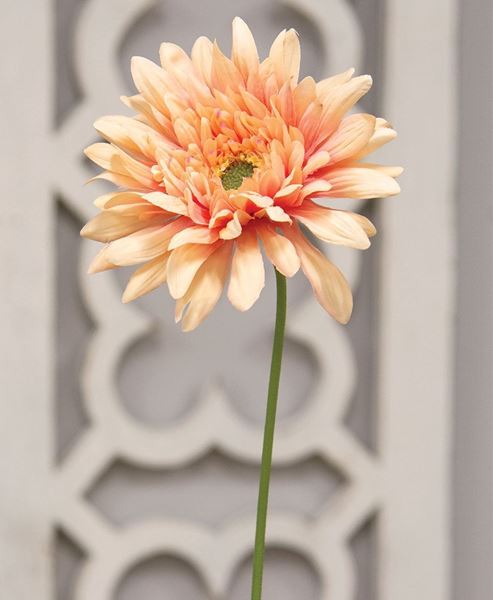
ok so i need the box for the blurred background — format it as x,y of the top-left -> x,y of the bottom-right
1,0 -> 492,599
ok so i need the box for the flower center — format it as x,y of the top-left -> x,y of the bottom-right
220,160 -> 255,190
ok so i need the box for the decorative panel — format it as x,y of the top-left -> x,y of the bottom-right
0,1 -> 456,599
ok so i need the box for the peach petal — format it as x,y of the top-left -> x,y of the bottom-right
257,223 -> 300,277
228,228 -> 265,311
106,219 -> 189,266
143,192 -> 189,215
81,206 -> 167,243
255,206 -> 292,223
302,151 -> 331,176
87,246 -> 117,274
321,114 -> 376,164
326,166 -> 401,199
284,224 -> 353,323
176,243 -> 232,331
167,242 -> 220,299
232,17 -> 260,79
269,29 -> 301,86
168,225 -> 220,250
290,203 -> 372,249
122,254 -> 170,303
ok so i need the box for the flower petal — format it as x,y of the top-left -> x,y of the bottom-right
269,29 -> 301,86
167,242 -> 220,299
143,192 -> 188,215
232,17 -> 259,79
81,206 -> 167,243
122,254 -> 170,303
352,118 -> 398,159
326,165 -> 401,199
106,219 -> 189,266
284,224 -> 353,323
257,223 -> 300,277
228,228 -> 265,311
168,225 -> 219,250
321,114 -> 376,164
290,203 -> 372,249
176,243 -> 232,331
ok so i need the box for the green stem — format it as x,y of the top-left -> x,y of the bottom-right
251,268 -> 287,600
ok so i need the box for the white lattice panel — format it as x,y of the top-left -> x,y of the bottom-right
0,0 -> 456,599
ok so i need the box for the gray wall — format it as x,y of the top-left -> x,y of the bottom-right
454,0 -> 493,598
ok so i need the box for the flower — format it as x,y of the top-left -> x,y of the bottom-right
81,17 -> 401,331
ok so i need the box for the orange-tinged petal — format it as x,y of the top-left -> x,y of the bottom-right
255,205 -> 292,223
232,17 -> 259,79
257,223 -> 300,277
143,192 -> 189,215
87,246 -> 117,274
321,114 -> 376,164
85,142 -> 156,189
211,42 -> 243,92
94,115 -> 164,163
167,242 -> 220,299
93,191 -> 144,209
228,228 -> 265,311
326,165 -> 401,199
316,68 -> 355,100
353,118 -> 397,159
269,29 -> 301,86
191,36 -> 214,87
168,225 -> 219,250
303,151 -> 332,176
130,56 -> 173,115
219,210 -> 252,240
122,254 -> 170,303
159,42 -> 212,104
106,219 -> 189,266
81,206 -> 167,243
290,203 -> 372,249
176,243 -> 232,331
284,224 -> 353,323
314,75 -> 373,147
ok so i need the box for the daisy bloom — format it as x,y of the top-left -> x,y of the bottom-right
81,17 -> 402,331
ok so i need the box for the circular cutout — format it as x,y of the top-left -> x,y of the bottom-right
116,554 -> 207,600
228,547 -> 321,600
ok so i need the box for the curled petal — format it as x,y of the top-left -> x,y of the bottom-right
255,206 -> 292,223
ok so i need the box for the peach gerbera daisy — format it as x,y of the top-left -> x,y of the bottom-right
81,17 -> 401,331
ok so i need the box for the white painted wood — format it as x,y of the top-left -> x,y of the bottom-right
0,1 -> 54,599
378,1 -> 457,599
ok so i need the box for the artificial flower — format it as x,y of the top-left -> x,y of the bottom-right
81,17 -> 401,331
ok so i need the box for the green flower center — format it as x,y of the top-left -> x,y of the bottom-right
221,160 -> 255,190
